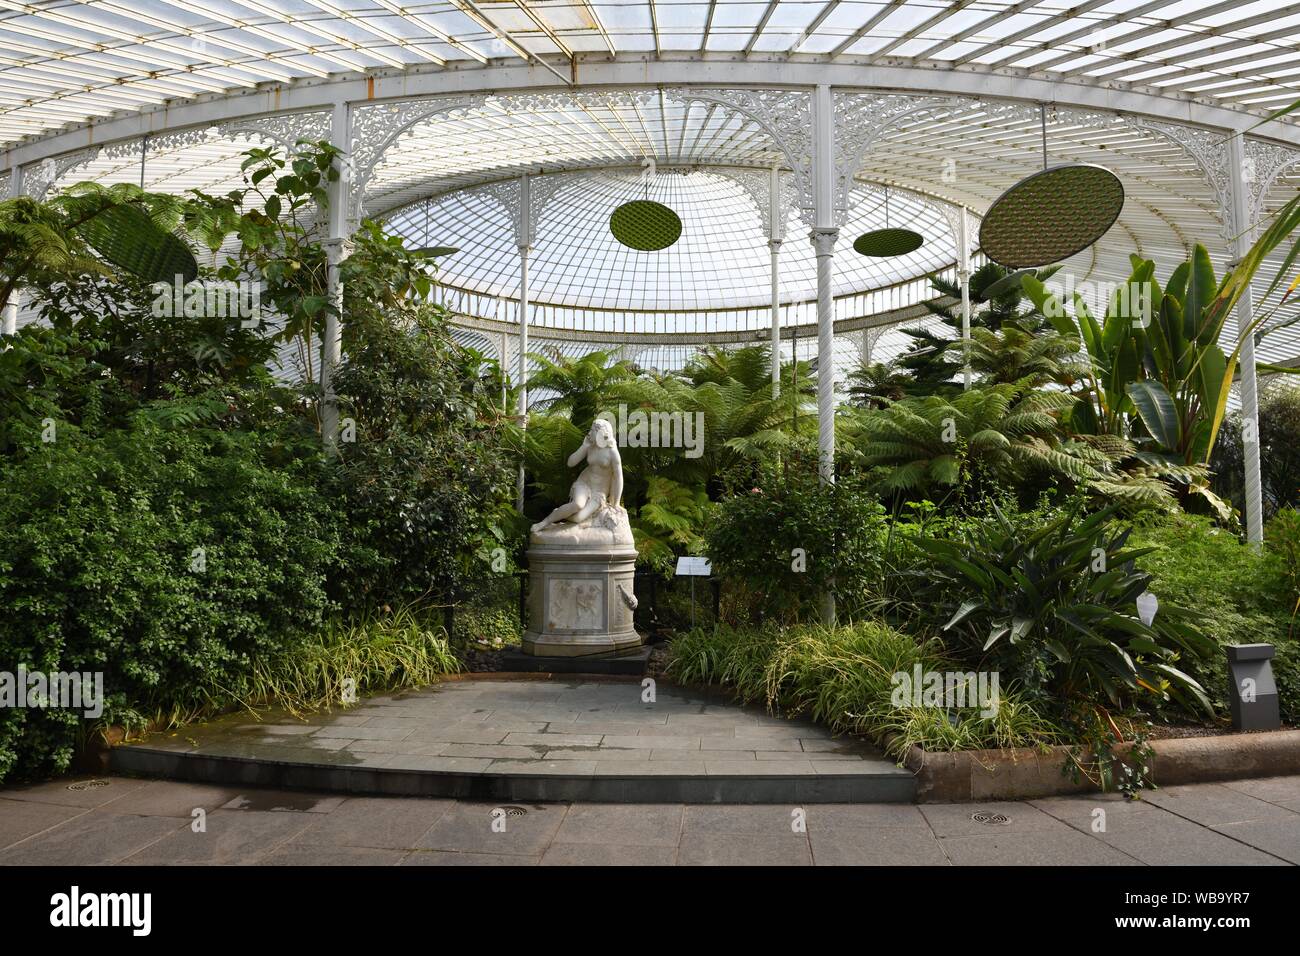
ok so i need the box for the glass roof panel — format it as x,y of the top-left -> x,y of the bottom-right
3,0 -> 1296,148
386,170 -> 956,332
5,1 -> 1299,368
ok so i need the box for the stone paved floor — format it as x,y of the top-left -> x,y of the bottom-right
115,679 -> 908,782
1,774 -> 1297,865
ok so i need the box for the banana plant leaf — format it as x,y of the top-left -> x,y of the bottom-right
1127,380 -> 1181,451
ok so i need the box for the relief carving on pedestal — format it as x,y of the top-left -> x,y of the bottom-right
548,579 -> 604,631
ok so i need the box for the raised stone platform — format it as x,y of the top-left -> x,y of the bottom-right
111,678 -> 915,803
499,645 -> 652,676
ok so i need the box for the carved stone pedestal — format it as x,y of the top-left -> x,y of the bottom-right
523,505 -> 642,658
523,542 -> 640,657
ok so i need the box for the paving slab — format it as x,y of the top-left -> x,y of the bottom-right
552,803 -> 683,847
805,803 -> 932,830
121,809 -> 319,865
810,828 -> 950,866
0,775 -> 150,810
259,843 -> 408,865
110,678 -> 910,803
541,844 -> 676,865
1222,775 -> 1300,809
289,796 -> 453,849
919,801 -> 1073,837
1212,819 -> 1300,864
936,829 -> 1136,866
98,781 -> 241,818
682,803 -> 807,836
0,811 -> 185,865
2,774 -> 1296,866
0,798 -> 84,850
1031,793 -> 1288,866
677,832 -> 812,866
1143,783 -> 1297,826
414,801 -> 566,854
701,737 -> 803,751
400,849 -> 541,866
220,790 -> 344,812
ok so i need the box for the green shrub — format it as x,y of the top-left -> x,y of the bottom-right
0,422 -> 340,782
146,604 -> 461,727
668,621 -> 1059,757
330,302 -> 513,609
904,503 -> 1216,718
0,146 -> 513,785
0,324 -> 123,455
1131,511 -> 1298,723
1268,507 -> 1300,623
1212,383 -> 1300,519
705,468 -> 886,624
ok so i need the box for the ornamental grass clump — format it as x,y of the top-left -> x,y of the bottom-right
668,620 -> 1059,758
148,604 -> 461,727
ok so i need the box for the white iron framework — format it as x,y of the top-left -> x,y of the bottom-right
5,2 -> 1300,539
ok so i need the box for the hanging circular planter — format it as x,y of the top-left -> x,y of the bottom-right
852,187 -> 924,258
980,164 -> 1124,268
979,105 -> 1124,268
853,227 -> 925,257
610,200 -> 682,251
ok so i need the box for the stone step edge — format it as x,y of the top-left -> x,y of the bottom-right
109,745 -> 917,804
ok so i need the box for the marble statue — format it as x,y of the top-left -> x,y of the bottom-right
530,419 -> 633,547
522,417 -> 641,657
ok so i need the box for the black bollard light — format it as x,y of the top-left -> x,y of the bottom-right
1226,644 -> 1280,731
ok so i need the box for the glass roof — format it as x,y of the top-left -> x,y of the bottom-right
5,2 -> 1300,379
385,170 -> 955,331
3,1 -> 1300,149
26,78 -> 1300,369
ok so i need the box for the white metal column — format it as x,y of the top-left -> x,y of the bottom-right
499,329 -> 509,410
769,166 -> 784,399
1229,131 -> 1264,545
959,205 -> 972,389
811,85 -> 839,486
770,240 -> 781,398
320,100 -> 351,454
2,168 -> 20,336
810,85 -> 839,627
516,173 -> 533,512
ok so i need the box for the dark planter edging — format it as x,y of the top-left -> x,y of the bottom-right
897,729 -> 1300,802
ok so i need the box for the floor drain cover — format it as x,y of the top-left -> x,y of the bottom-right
67,779 -> 111,792
971,810 -> 1011,826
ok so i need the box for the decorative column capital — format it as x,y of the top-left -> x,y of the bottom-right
322,237 -> 353,265
809,227 -> 838,257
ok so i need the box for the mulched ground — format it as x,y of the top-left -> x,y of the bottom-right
1144,722 -> 1291,739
